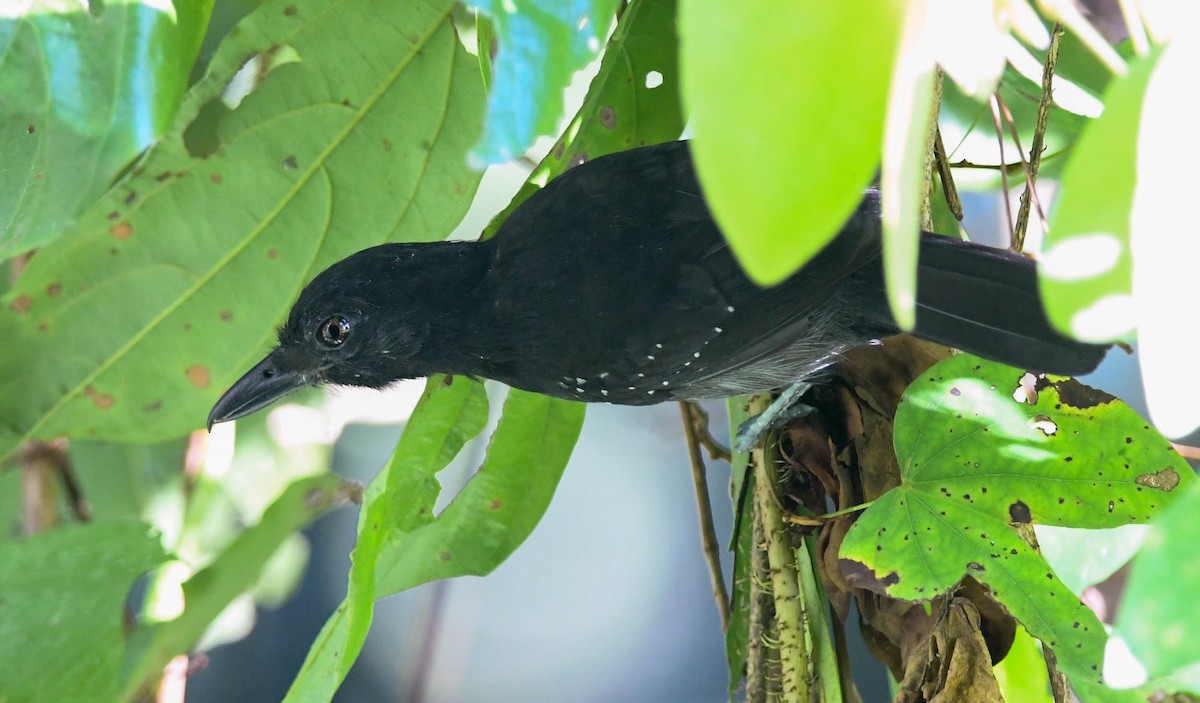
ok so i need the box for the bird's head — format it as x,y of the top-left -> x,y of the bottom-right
206,243 -> 465,430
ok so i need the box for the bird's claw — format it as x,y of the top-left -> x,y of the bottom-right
734,381 -> 816,453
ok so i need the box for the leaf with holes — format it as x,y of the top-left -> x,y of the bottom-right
479,0 -> 683,239
0,0 -> 484,460
470,0 -> 622,163
0,0 -> 213,257
839,354 -> 1191,685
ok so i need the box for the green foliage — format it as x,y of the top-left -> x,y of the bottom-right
119,473 -> 352,699
469,0 -> 621,163
0,0 -> 484,460
679,0 -> 901,286
1040,53 -> 1158,342
0,0 -> 214,257
284,378 -> 584,699
840,355 -> 1191,686
2,0 -> 1198,700
0,521 -> 165,702
1119,480 -> 1200,683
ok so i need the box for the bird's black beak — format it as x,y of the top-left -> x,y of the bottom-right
207,351 -> 314,430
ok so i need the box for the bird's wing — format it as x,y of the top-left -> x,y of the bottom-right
485,141 -> 886,403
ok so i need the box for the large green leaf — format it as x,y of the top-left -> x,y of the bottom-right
470,0 -> 621,163
1039,52 -> 1159,342
839,355 -> 1191,685
0,0 -> 213,256
0,0 -> 485,461
679,0 -> 902,285
0,521 -> 165,703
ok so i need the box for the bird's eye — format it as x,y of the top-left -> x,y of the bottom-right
318,315 -> 350,348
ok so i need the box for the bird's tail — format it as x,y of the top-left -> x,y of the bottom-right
862,233 -> 1109,376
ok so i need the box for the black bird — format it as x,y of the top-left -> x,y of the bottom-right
207,140 -> 1107,429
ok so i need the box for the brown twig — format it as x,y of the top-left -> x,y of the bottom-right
1014,22 -> 1065,253
680,402 -> 732,630
933,127 -> 963,221
683,401 -> 732,462
995,94 -> 1049,253
988,94 -> 1016,247
19,440 -> 90,532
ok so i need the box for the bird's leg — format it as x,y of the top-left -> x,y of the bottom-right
734,381 -> 815,453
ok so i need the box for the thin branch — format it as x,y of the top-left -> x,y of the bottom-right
680,402 -> 732,631
996,94 -> 1049,251
988,93 -> 1016,247
933,127 -> 963,222
684,401 -> 731,462
1014,22 -> 1065,253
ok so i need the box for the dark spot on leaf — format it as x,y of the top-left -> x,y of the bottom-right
443,376 -> 454,386
439,551 -> 451,561
282,155 -> 298,170
1054,378 -> 1116,409
124,191 -> 137,205
107,210 -> 120,220
219,310 -> 232,322
569,151 -> 589,169
93,392 -> 114,409
210,172 -> 222,184
1009,500 -> 1031,523
1136,468 -> 1180,492
283,4 -> 296,15
1010,548 -> 1018,555
26,123 -> 35,134
110,221 -> 133,240
839,559 -> 900,593
155,171 -> 172,182
186,364 -> 211,389
267,248 -> 278,259
1064,456 -> 1073,462
599,105 -> 617,129
382,137 -> 392,151
46,282 -> 61,297
489,499 -> 502,510
554,142 -> 565,159
967,562 -> 984,572
10,295 -> 31,313
950,387 -> 961,396
1126,437 -> 1133,444
144,400 -> 162,412
183,322 -> 192,332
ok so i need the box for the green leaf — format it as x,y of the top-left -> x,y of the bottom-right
375,386 -> 583,592
285,379 -> 583,701
679,0 -> 902,285
0,0 -> 485,461
1039,52 -> 1159,342
993,626 -> 1054,703
724,467 -> 753,699
0,521 -> 165,703
1118,481 -> 1200,678
839,354 -> 1191,684
120,473 -> 352,701
1129,33 -> 1200,439
283,376 -> 486,701
880,2 -> 937,329
0,0 -> 214,256
478,0 -> 684,242
469,0 -> 622,163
